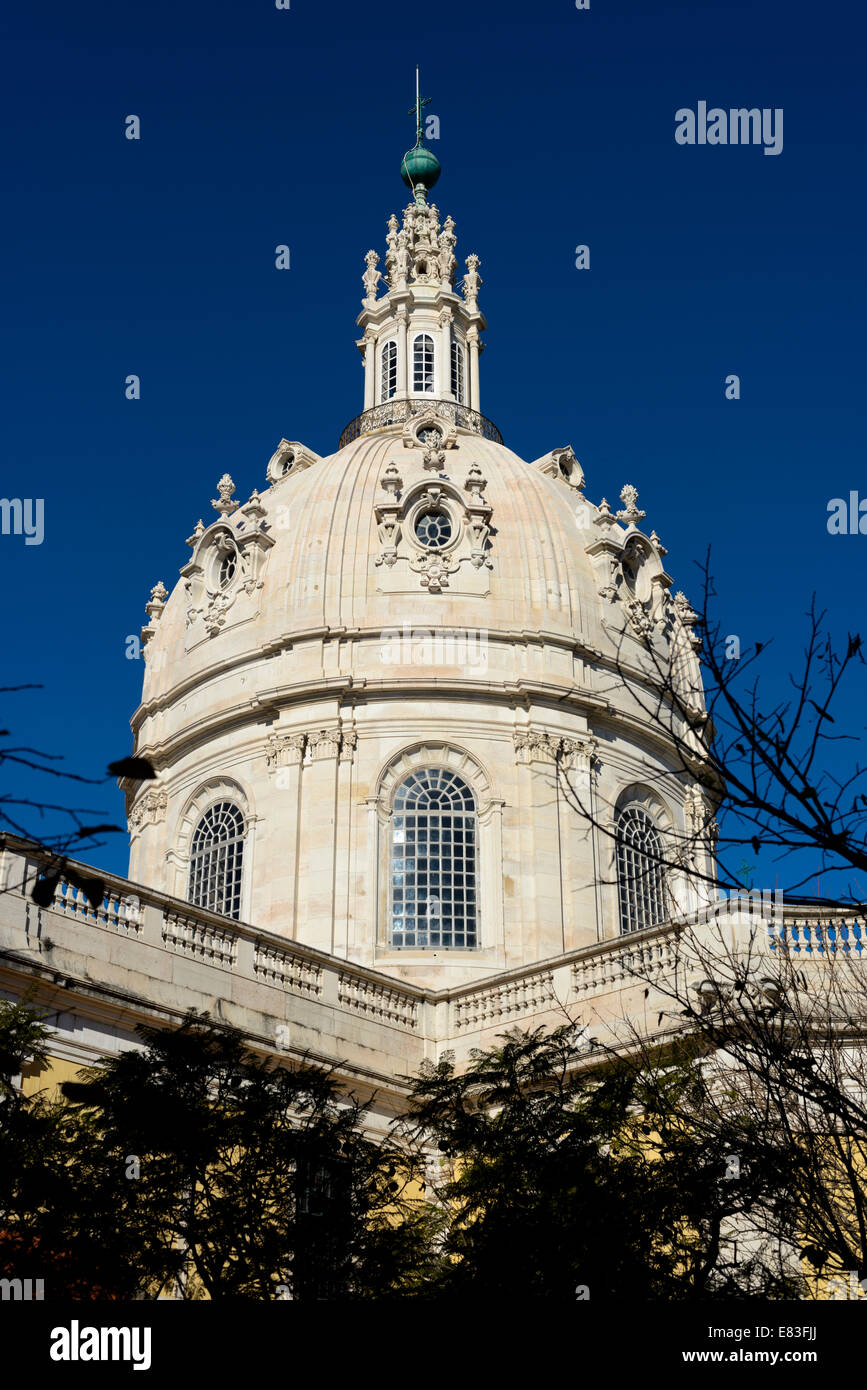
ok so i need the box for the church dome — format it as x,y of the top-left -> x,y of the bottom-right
125,100 -> 714,990
143,429 -> 613,684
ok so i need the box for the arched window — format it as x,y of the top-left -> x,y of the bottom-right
450,340 -> 465,404
380,340 -> 397,402
391,769 -> 477,948
616,805 -> 667,934
188,801 -> 245,920
412,334 -> 435,394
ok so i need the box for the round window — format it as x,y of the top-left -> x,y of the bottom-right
414,511 -> 452,548
218,549 -> 238,588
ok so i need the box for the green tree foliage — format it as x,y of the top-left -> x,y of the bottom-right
0,998 -> 137,1297
400,1023 -> 802,1301
0,1007 -> 435,1300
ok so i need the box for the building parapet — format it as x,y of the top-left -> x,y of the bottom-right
0,838 -> 864,1090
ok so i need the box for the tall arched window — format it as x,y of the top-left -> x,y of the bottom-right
412,334 -> 435,394
188,801 -> 245,920
616,805 -> 667,934
391,769 -> 477,948
380,340 -> 397,402
450,340 -> 465,404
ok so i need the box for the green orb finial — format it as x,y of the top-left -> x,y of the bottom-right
401,67 -> 440,204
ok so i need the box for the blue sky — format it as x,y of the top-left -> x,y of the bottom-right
2,0 -> 865,895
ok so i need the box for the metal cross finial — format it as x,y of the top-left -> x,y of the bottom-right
408,66 -> 431,147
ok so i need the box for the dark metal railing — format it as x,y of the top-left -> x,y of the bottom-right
338,398 -> 503,450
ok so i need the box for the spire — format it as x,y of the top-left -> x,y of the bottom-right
400,67 -> 440,207
342,80 -> 499,446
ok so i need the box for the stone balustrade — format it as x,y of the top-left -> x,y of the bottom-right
0,837 -> 864,1096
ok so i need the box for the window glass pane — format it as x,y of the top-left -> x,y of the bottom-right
188,801 -> 245,921
389,768 -> 477,948
616,806 -> 666,934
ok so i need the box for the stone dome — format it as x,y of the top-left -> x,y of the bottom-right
142,430 -> 612,697
125,170 -> 714,991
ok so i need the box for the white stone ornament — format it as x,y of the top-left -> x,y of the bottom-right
211,474 -> 239,516
616,484 -> 646,528
362,249 -> 381,302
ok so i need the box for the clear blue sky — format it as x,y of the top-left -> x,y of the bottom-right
2,0 -> 865,895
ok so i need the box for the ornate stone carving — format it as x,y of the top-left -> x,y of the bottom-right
265,440 -> 322,484
140,580 -> 168,649
211,474 -> 239,516
309,729 -> 342,761
395,228 -> 410,286
374,465 -> 403,567
558,737 -> 599,781
385,213 -> 399,284
437,215 -> 457,285
202,590 -> 235,636
402,408 -> 458,453
338,729 -> 358,763
530,446 -> 585,492
182,496 -> 275,638
616,484 -> 646,528
265,733 -> 306,769
362,249 -> 381,302
461,253 -> 482,306
464,461 -> 486,500
241,489 -> 267,525
625,597 -> 653,639
380,462 -> 403,499
127,787 -> 168,835
514,730 -> 558,764
594,498 -> 617,532
515,730 -> 598,774
409,550 -> 459,593
683,784 -> 720,864
673,590 -> 701,650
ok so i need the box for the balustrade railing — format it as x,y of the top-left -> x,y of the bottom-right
338,397 -> 503,449
768,918 -> 865,955
13,841 -> 865,1038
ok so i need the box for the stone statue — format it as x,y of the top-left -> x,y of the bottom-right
395,229 -> 411,285
362,249 -> 381,301
385,214 -> 399,282
438,216 -> 457,284
463,253 -> 482,304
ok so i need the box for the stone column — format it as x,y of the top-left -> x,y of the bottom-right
514,729 -> 566,962
265,733 -> 306,933
396,310 -> 408,397
363,332 -> 375,410
467,329 -> 480,411
334,729 -> 357,959
558,738 -> 601,952
297,729 -> 341,954
440,310 -> 453,400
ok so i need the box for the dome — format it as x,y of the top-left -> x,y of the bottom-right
126,139 -> 712,992
144,434 -> 602,678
